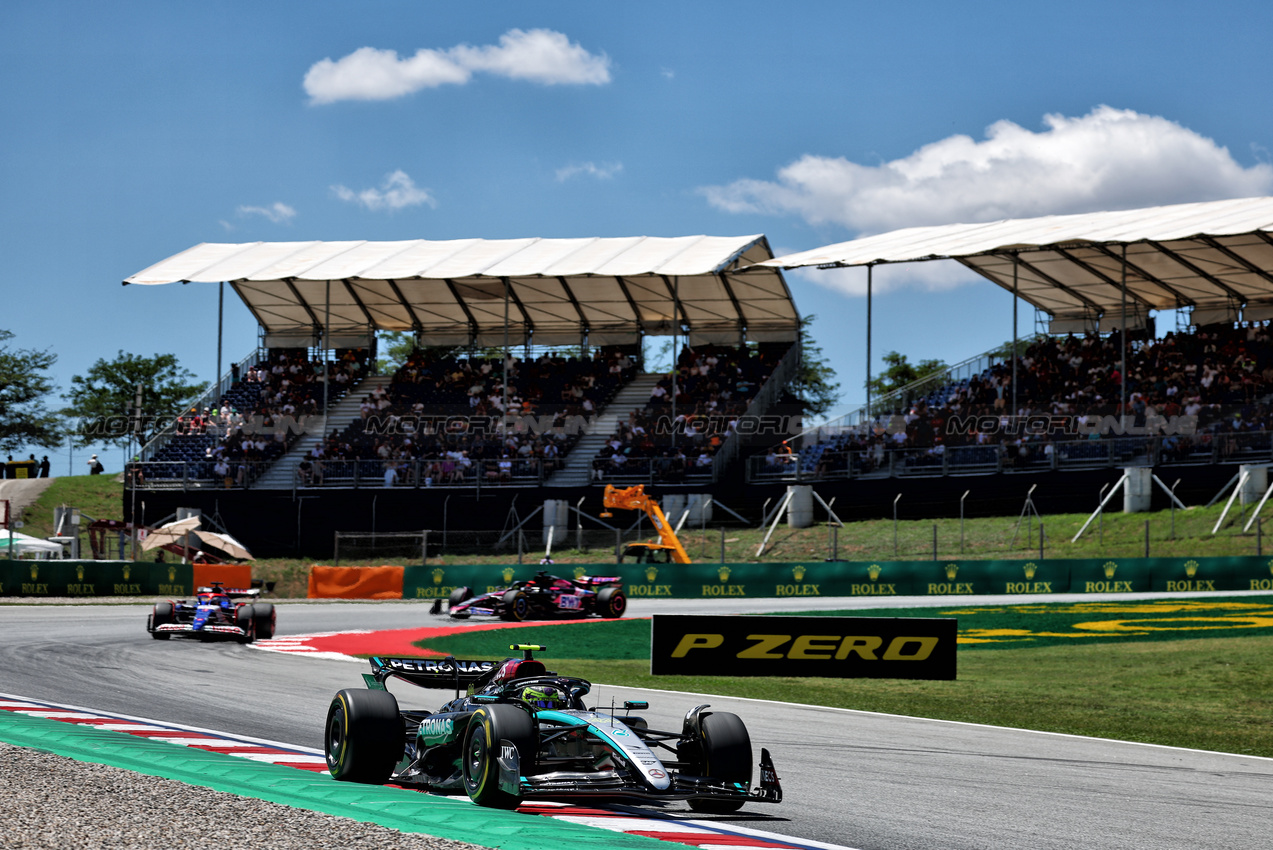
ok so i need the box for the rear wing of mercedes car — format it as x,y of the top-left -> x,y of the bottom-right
366,656 -> 496,691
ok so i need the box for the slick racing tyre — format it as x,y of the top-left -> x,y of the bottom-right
596,586 -> 627,619
325,689 -> 403,785
463,704 -> 534,809
448,586 -> 473,610
235,605 -> 256,644
149,602 -> 173,640
253,603 -> 276,640
688,712 -> 753,813
500,590 -> 531,622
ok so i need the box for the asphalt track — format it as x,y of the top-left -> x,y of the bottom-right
2,595 -> 1271,850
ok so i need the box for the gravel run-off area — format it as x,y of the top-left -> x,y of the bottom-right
0,742 -> 491,850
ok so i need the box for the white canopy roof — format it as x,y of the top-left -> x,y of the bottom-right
759,197 -> 1273,329
125,235 -> 800,346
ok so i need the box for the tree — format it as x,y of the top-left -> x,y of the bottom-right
0,329 -> 62,452
791,315 -> 841,418
866,351 -> 948,399
376,331 -> 417,373
63,352 -> 206,449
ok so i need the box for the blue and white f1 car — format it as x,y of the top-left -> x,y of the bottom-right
146,582 -> 275,643
324,645 -> 782,811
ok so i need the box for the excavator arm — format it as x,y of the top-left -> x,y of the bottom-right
601,484 -> 692,564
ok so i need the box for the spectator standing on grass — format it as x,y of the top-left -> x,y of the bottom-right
39,456 -> 50,478
88,454 -> 104,475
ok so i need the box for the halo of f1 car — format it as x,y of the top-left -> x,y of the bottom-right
446,571 -> 627,621
146,582 -> 276,643
324,644 -> 781,811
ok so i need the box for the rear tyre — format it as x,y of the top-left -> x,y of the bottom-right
149,602 -> 173,640
462,704 -> 534,808
325,689 -> 403,784
253,603 -> 276,640
688,712 -> 752,813
500,590 -> 530,622
235,605 -> 256,644
596,587 -> 627,619
448,586 -> 473,609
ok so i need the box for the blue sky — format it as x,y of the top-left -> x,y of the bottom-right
5,1 -> 1273,470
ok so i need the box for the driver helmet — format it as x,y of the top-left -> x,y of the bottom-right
520,683 -> 569,710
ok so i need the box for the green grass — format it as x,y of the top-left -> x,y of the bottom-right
415,600 -> 1273,758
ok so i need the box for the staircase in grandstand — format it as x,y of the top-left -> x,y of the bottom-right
546,373 -> 663,487
251,375 -> 392,489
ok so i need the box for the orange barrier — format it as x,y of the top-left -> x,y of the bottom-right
308,565 -> 405,599
193,564 -> 252,590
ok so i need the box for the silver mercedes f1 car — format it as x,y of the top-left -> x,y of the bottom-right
324,644 -> 782,811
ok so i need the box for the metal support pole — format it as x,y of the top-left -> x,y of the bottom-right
217,281 -> 224,394
866,264 -> 873,419
1039,523 -> 1044,560
323,280 -> 330,416
1120,243 -> 1127,420
1144,520 -> 1150,558
893,493 -> 902,557
960,489 -> 969,554
1011,255 -> 1018,415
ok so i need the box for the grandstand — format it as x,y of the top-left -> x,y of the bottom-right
118,202 -> 1273,556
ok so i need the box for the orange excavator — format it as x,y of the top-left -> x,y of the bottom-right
600,484 -> 691,564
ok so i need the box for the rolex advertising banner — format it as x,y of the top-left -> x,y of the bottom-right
0,561 -> 193,598
400,557 -> 1273,601
651,614 -> 958,680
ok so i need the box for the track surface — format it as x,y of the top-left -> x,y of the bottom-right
3,596 -> 1271,850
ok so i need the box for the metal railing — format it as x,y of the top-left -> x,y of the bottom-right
126,454 -> 716,492
138,348 -> 265,462
745,431 -> 1273,482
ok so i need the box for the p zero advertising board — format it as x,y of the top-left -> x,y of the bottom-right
650,614 -> 957,680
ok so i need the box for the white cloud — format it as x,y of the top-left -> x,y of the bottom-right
331,170 -> 436,212
555,161 -> 623,182
236,202 -> 297,224
702,106 -> 1273,234
448,29 -> 612,86
305,29 -> 610,104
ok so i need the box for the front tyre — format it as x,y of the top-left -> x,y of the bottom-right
149,602 -> 173,640
463,704 -> 534,808
688,712 -> 752,813
500,590 -> 531,622
252,603 -> 276,640
596,586 -> 627,619
448,586 -> 473,609
325,689 -> 403,784
235,605 -> 256,643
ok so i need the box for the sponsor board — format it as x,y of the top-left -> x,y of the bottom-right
0,561 -> 192,597
650,614 -> 957,680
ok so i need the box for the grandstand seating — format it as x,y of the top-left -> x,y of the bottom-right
760,323 -> 1273,482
